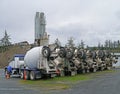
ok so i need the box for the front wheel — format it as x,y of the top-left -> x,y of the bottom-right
20,71 -> 24,79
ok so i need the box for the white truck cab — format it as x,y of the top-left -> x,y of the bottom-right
5,54 -> 25,76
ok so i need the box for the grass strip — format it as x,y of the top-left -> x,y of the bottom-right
20,69 -> 116,90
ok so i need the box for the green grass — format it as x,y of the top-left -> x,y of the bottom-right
20,69 -> 116,90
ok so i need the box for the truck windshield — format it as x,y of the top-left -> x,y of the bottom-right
19,57 -> 24,60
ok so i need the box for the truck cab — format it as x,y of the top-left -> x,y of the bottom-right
5,54 -> 25,76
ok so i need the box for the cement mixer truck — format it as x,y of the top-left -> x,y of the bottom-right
22,46 -> 57,80
55,47 -> 77,76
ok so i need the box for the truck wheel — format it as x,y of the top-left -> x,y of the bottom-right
24,71 -> 30,80
60,71 -> 65,76
42,46 -> 50,58
20,71 -> 24,79
71,71 -> 77,76
93,68 -> 97,73
82,69 -> 86,74
107,66 -> 111,70
101,67 -> 104,71
87,69 -> 90,73
30,71 -> 36,80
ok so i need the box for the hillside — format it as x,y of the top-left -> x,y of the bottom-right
0,45 -> 31,68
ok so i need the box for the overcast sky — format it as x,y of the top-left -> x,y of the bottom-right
0,0 -> 120,46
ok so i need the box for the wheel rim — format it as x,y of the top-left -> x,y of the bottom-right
87,69 -> 89,73
30,71 -> 35,80
20,72 -> 23,79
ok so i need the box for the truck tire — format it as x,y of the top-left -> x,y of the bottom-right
60,70 -> 65,76
107,66 -> 111,70
71,71 -> 77,76
58,47 -> 66,58
42,46 -> 50,58
86,69 -> 90,73
20,71 -> 24,79
101,67 -> 104,71
82,69 -> 86,74
92,68 -> 97,73
30,71 -> 36,80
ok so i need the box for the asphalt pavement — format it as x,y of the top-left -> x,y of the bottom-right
0,69 -> 40,94
55,69 -> 120,94
1,69 -> 120,94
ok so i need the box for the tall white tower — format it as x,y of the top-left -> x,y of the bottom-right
34,12 -> 49,46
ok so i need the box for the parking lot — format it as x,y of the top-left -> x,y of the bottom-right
1,69 -> 120,94
0,69 -> 40,94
